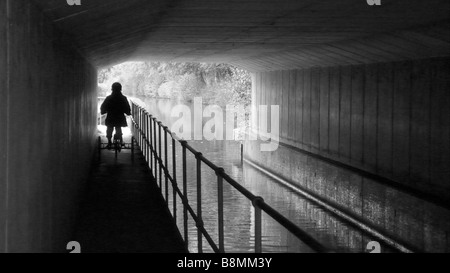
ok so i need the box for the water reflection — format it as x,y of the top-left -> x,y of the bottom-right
136,97 -> 398,253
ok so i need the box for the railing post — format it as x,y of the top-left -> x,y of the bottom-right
196,152 -> 203,253
143,111 -> 147,160
149,115 -> 153,176
135,106 -> 138,141
141,108 -> 144,149
180,140 -> 188,248
136,107 -> 139,145
145,112 -> 149,164
142,109 -> 145,152
172,137 -> 177,221
131,103 -> 134,136
252,197 -> 264,253
146,114 -> 150,166
134,104 -> 137,136
216,168 -> 225,253
139,108 -> 142,148
153,118 -> 158,186
142,109 -> 145,150
158,121 -> 163,192
164,126 -> 169,204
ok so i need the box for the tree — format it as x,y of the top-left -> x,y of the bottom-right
97,61 -> 252,107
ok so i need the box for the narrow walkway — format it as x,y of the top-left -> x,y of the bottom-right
74,137 -> 187,253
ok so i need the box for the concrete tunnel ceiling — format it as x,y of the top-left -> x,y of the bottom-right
32,0 -> 450,71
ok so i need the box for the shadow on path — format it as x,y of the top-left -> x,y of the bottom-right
74,138 -> 187,253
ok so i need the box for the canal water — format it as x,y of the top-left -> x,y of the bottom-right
136,97 -> 397,253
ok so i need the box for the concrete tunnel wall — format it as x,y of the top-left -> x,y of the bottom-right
245,57 -> 450,252
0,0 -> 98,252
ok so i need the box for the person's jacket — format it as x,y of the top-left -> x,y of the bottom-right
100,92 -> 131,127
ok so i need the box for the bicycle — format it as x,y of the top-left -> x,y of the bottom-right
113,133 -> 122,157
98,134 -> 135,159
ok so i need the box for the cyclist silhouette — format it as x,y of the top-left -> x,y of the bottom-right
100,82 -> 131,149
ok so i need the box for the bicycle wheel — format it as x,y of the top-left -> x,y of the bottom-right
114,134 -> 120,158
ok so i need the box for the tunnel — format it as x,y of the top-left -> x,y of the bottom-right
0,0 -> 449,253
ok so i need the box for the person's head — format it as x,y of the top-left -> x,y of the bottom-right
112,82 -> 122,93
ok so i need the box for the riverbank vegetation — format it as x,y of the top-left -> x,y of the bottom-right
98,62 -> 252,108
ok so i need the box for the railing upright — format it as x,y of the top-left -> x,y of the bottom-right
181,141 -> 189,249
145,113 -> 149,164
153,118 -> 158,187
139,108 -> 143,149
164,127 -> 169,205
134,105 -> 137,138
172,137 -> 177,221
135,106 -> 138,144
143,110 -> 147,161
136,107 -> 140,146
148,115 -> 152,172
253,198 -> 264,253
131,104 -> 134,137
196,153 -> 203,253
150,116 -> 154,177
216,168 -> 225,253
158,121 -> 163,192
141,108 -> 145,150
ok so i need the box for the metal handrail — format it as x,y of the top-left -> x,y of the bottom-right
130,101 -> 329,253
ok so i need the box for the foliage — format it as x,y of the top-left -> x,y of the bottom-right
98,62 -> 252,107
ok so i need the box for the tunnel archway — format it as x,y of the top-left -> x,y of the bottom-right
1,0 -> 449,253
